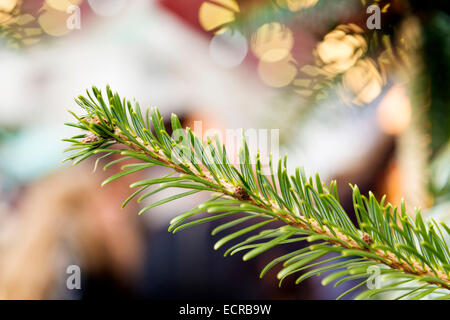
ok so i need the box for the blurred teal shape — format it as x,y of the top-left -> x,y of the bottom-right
0,126 -> 66,184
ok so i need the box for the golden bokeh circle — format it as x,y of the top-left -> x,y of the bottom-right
38,4 -> 73,37
276,0 -> 318,12
342,58 -> 383,106
258,54 -> 298,88
251,22 -> 294,63
198,1 -> 238,32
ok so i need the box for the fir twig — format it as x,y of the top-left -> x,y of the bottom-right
63,86 -> 450,299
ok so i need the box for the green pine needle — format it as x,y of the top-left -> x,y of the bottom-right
62,86 -> 450,300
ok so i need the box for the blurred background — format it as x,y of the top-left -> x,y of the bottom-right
0,0 -> 448,299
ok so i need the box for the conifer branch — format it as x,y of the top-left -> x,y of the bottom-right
63,86 -> 450,299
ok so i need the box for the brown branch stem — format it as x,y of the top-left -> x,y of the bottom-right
111,127 -> 450,291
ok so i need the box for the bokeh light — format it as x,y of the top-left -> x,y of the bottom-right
316,24 -> 366,76
0,0 -> 18,12
88,0 -> 127,17
377,85 -> 412,135
46,0 -> 82,12
38,3 -> 73,37
276,0 -> 318,12
0,0 -> 86,44
342,58 -> 383,106
257,54 -> 297,88
209,28 -> 248,68
0,0 -> 19,24
251,22 -> 294,63
198,0 -> 238,32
